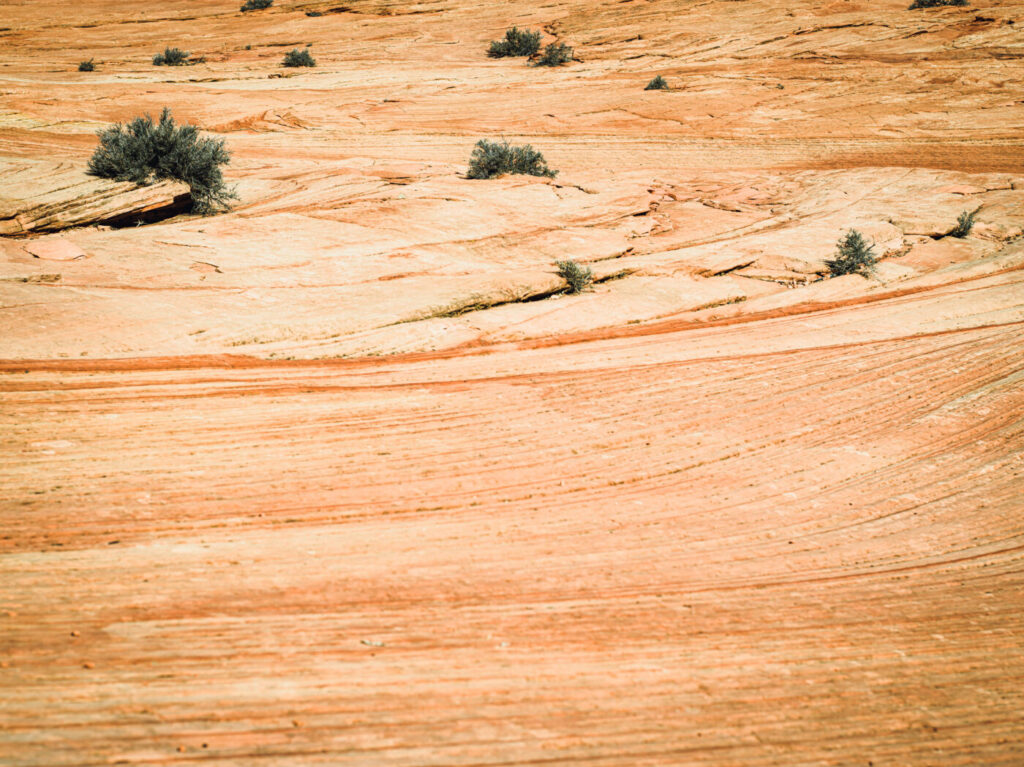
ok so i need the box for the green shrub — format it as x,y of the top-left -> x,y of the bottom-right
556,259 -> 593,293
645,75 -> 668,91
535,42 -> 573,66
283,48 -> 316,67
467,139 -> 557,179
951,209 -> 976,237
487,27 -> 542,58
78,59 -> 95,72
241,0 -> 273,10
824,229 -> 876,277
152,47 -> 189,66
908,0 -> 966,8
86,108 -> 235,215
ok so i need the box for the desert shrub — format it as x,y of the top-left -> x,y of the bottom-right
306,9 -> 324,15
908,0 -> 966,8
241,0 -> 273,10
556,259 -> 593,293
951,209 -> 977,237
824,229 -> 877,277
645,75 -> 668,91
467,139 -> 557,179
487,27 -> 542,58
535,42 -> 573,66
86,108 -> 235,215
283,48 -> 316,67
152,47 -> 189,66
78,59 -> 95,72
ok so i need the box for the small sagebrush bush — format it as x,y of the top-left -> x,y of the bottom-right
241,0 -> 273,10
825,229 -> 877,277
283,48 -> 316,67
152,47 -> 190,66
645,75 -> 668,91
467,139 -> 557,179
535,42 -> 573,66
87,108 -> 235,215
78,59 -> 95,72
306,9 -> 324,15
487,27 -> 542,58
556,259 -> 593,293
951,209 -> 977,237
908,0 -> 966,8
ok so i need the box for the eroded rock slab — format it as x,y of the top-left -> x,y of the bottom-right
0,159 -> 189,235
22,239 -> 87,261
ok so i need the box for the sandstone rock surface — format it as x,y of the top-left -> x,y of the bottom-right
1,0 -> 1023,764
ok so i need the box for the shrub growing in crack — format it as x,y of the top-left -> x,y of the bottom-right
467,139 -> 557,179
487,27 -> 542,58
951,209 -> 977,237
645,75 -> 668,90
241,0 -> 273,10
153,47 -> 190,66
87,107 -> 236,215
824,229 -> 876,277
535,42 -> 573,66
78,59 -> 95,72
283,48 -> 316,67
556,259 -> 593,293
